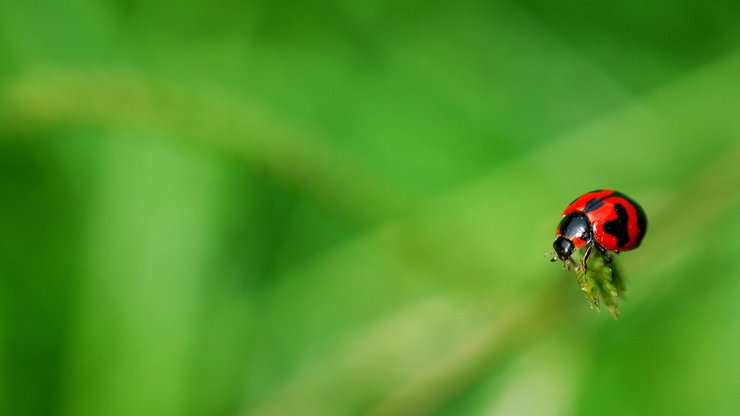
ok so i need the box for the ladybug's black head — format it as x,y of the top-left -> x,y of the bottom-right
553,236 -> 574,261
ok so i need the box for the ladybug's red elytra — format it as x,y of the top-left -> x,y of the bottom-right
552,189 -> 647,270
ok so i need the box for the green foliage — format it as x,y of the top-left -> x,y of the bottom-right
572,253 -> 624,318
1,1 -> 740,416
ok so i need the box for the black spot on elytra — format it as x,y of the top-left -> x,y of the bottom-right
583,197 -> 604,213
611,192 -> 648,246
603,203 -> 630,247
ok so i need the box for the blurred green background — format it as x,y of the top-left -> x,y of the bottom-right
1,1 -> 740,415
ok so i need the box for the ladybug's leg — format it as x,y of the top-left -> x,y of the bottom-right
581,244 -> 593,273
595,243 -> 612,264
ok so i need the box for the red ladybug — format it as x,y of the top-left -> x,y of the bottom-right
552,189 -> 647,270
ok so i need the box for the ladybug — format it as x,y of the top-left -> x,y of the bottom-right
552,189 -> 647,270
